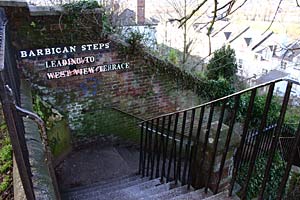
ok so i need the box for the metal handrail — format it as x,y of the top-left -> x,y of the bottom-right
139,78 -> 300,200
141,78 -> 300,123
16,105 -> 61,200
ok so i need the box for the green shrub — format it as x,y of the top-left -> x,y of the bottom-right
168,49 -> 179,65
0,144 -> 12,163
75,107 -> 141,143
63,0 -> 101,12
237,151 -> 286,199
0,175 -> 11,193
206,45 -> 238,83
0,124 -> 13,194
286,170 -> 300,200
237,93 -> 281,128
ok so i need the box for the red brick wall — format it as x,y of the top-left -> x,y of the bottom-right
4,5 -> 201,133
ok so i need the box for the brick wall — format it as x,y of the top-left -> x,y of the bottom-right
3,5 -> 201,141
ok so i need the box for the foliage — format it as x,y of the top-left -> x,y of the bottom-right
284,106 -> 300,131
206,45 -> 238,83
0,122 -> 12,195
0,176 -> 11,193
62,0 -> 114,41
195,74 -> 236,101
286,170 -> 300,200
75,104 -> 141,143
237,93 -> 281,127
168,49 -> 179,65
63,0 -> 100,12
125,31 -> 144,50
120,29 -> 154,56
203,77 -> 236,100
237,151 -> 286,199
0,145 -> 12,163
32,94 -> 71,157
33,94 -> 53,127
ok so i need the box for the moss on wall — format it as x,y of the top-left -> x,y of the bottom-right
48,119 -> 71,159
32,93 -> 72,160
76,107 -> 142,143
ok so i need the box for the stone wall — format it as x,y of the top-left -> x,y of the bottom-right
2,2 -> 202,143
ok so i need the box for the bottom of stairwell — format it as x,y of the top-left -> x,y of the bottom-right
58,144 -> 239,200
62,174 -> 239,200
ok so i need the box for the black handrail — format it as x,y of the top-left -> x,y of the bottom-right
0,10 -> 36,200
140,78 -> 300,123
139,78 -> 300,199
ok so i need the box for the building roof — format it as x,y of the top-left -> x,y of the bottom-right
256,69 -> 289,84
118,8 -> 136,26
278,41 -> 300,62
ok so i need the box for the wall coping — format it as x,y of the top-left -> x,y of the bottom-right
28,5 -> 63,16
19,79 -> 56,200
0,0 -> 27,7
0,1 -> 106,16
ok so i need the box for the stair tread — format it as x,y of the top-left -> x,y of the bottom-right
63,174 -> 240,200
63,176 -> 150,199
93,178 -> 163,200
141,184 -> 191,200
63,173 -> 140,194
203,190 -> 240,200
58,146 -> 135,191
170,188 -> 213,200
115,146 -> 139,170
140,181 -> 175,197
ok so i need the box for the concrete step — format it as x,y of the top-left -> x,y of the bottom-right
141,184 -> 191,200
57,146 -> 133,190
138,181 -> 175,197
96,178 -> 163,200
63,173 -> 140,193
170,188 -> 213,200
63,176 -> 151,200
115,146 -> 139,171
203,190 -> 240,200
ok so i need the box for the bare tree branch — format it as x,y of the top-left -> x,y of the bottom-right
208,33 -> 212,55
227,0 -> 236,15
207,0 -> 218,36
263,0 -> 284,34
178,0 -> 208,28
217,1 -> 232,11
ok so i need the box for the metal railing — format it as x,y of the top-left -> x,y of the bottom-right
0,9 -> 60,200
240,124 -> 299,168
139,78 -> 300,200
0,11 -> 35,200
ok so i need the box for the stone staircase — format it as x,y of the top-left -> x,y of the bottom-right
62,174 -> 240,200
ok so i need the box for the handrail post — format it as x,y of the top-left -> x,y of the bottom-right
16,105 -> 61,200
0,84 -> 35,200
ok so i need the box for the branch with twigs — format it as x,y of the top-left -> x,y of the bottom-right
178,0 -> 247,36
178,0 -> 208,28
262,0 -> 284,34
207,0 -> 218,36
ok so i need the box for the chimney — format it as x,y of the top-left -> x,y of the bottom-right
137,0 -> 145,25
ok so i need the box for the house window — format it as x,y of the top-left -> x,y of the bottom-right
262,68 -> 268,74
281,61 -> 287,70
238,59 -> 243,65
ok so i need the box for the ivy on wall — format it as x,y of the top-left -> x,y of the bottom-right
0,123 -> 12,198
32,94 -> 71,158
15,0 -> 114,48
74,101 -> 141,143
237,151 -> 286,199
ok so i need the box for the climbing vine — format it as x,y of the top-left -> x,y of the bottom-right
237,151 -> 286,199
0,106 -> 13,199
62,0 -> 115,41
